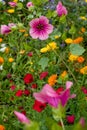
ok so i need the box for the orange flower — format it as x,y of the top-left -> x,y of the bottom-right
5,47 -> 10,53
0,125 -> 5,130
0,38 -> 3,43
81,27 -> 86,33
0,57 -> 4,64
48,74 -> 57,86
60,71 -> 67,78
77,56 -> 85,63
73,37 -> 83,44
80,66 -> 87,74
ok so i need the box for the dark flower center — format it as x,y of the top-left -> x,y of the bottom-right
36,24 -> 44,30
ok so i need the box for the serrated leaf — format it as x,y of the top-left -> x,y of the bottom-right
70,44 -> 85,56
38,57 -> 49,70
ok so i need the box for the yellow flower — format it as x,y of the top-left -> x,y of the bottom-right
40,47 -> 48,53
0,125 -> 5,130
80,66 -> 87,74
48,74 -> 57,86
8,58 -> 14,62
7,9 -> 15,13
19,29 -> 26,33
19,50 -> 25,54
54,35 -> 60,39
60,71 -> 67,78
24,34 -> 29,37
69,54 -> 78,62
13,0 -> 18,2
47,42 -> 57,50
80,16 -> 87,20
85,0 -> 87,2
65,38 -> 73,44
0,38 -> 3,43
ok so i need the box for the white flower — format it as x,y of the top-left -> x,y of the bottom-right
0,65 -> 3,70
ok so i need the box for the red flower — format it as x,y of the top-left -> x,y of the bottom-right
81,87 -> 87,94
10,85 -> 16,91
23,89 -> 30,96
33,100 -> 46,112
21,110 -> 26,115
31,83 -> 37,89
28,52 -> 33,57
23,73 -> 34,84
40,71 -> 48,80
56,87 -> 64,95
66,115 -> 75,124
15,90 -> 23,97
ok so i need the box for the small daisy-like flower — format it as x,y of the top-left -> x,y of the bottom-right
48,74 -> 57,86
65,38 -> 73,44
80,66 -> 87,74
8,58 -> 14,62
29,16 -> 53,40
69,54 -> 78,62
0,57 -> 4,64
7,9 -> 15,13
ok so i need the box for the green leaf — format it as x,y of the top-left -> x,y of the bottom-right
24,122 -> 40,130
51,123 -> 62,130
70,44 -> 85,56
17,2 -> 23,10
38,57 -> 49,70
69,25 -> 76,34
59,15 -> 66,23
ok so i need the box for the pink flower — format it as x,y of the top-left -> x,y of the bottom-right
29,16 -> 53,40
8,2 -> 17,7
56,1 -> 68,17
14,111 -> 30,124
0,25 -> 11,35
79,117 -> 85,127
26,2 -> 33,8
8,23 -> 16,28
33,81 -> 75,108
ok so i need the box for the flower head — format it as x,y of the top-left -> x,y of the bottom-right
26,2 -> 33,8
0,125 -> 5,130
29,16 -> 53,40
56,1 -> 68,17
14,111 -> 30,124
8,2 -> 17,7
0,25 -> 11,35
23,73 -> 34,84
48,74 -> 57,86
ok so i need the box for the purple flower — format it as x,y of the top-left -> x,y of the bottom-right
14,111 -> 30,124
33,81 -> 76,108
56,1 -> 68,17
26,2 -> 33,8
0,25 -> 11,35
29,16 -> 53,40
8,2 -> 17,7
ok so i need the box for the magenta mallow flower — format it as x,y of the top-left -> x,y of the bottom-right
8,2 -> 17,7
0,25 -> 11,35
14,111 -> 30,124
33,81 -> 76,108
29,16 -> 53,40
26,2 -> 33,8
56,1 -> 68,17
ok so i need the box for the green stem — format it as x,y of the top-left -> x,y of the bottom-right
60,118 -> 65,130
53,50 -> 77,84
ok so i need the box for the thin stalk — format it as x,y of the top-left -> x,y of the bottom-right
60,118 -> 65,130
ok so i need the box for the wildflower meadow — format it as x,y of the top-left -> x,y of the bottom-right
0,0 -> 87,130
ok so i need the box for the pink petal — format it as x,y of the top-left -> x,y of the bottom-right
38,31 -> 49,40
70,94 -> 76,99
45,24 -> 53,34
66,81 -> 73,89
33,92 -> 46,103
60,89 -> 70,106
29,28 -> 39,39
79,117 -> 85,127
14,111 -> 30,124
29,18 -> 39,27
41,84 -> 58,97
39,16 -> 49,24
